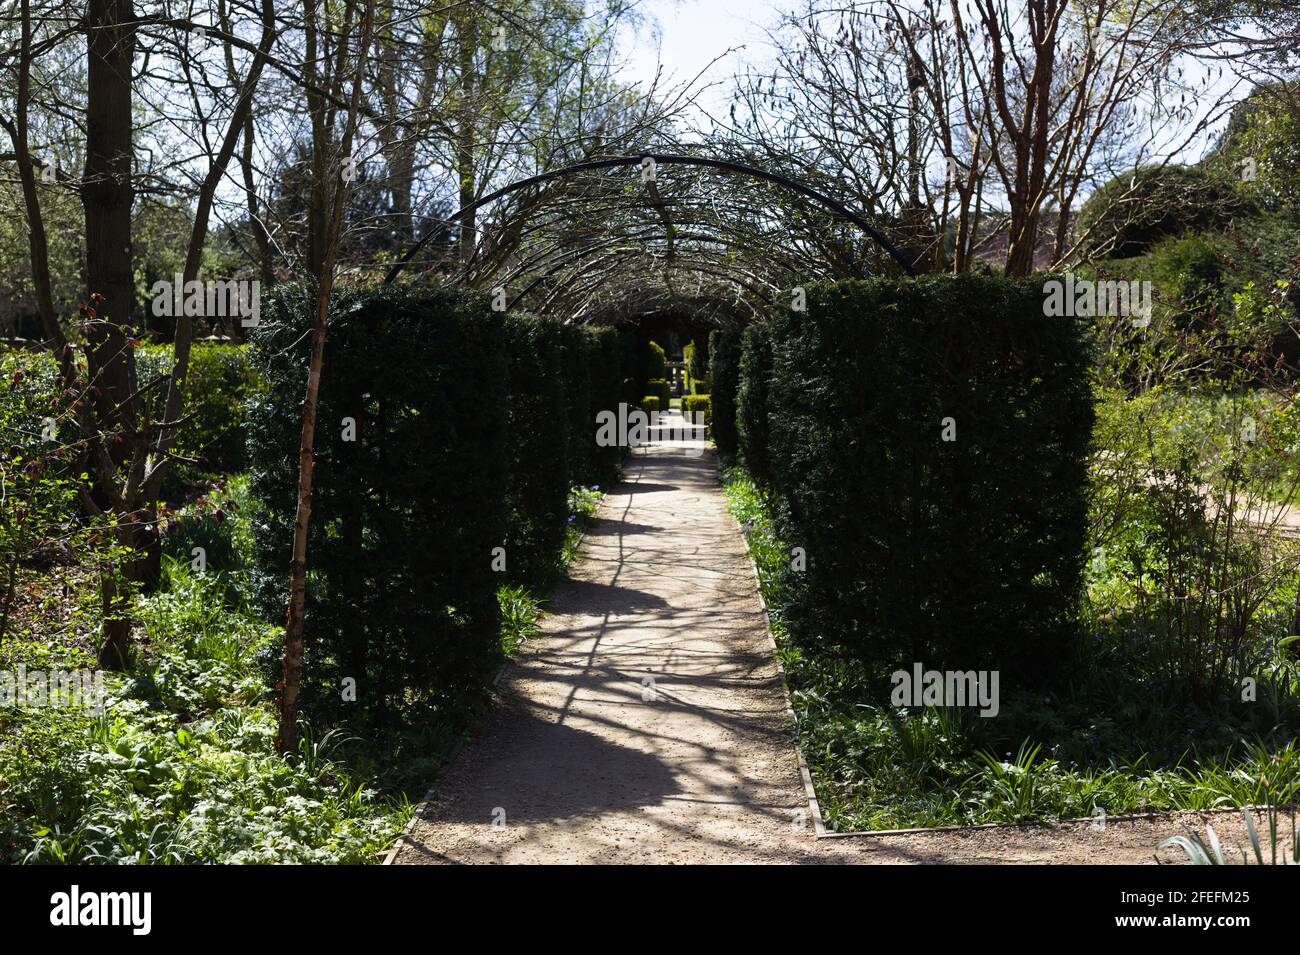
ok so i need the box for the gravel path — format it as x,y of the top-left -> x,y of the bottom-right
392,430 -> 1258,865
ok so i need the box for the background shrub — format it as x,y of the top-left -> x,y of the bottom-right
737,324 -> 772,486
645,377 -> 671,410
136,342 -> 263,494
246,285 -> 509,731
646,340 -> 668,380
1074,165 -> 1251,260
708,328 -> 742,458
640,395 -> 660,413
681,394 -> 711,425
766,277 -> 1093,688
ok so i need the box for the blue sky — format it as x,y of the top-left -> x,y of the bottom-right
615,0 -> 781,118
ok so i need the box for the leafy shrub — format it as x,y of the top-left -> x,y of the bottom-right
737,324 -> 772,486
681,394 -> 711,425
0,349 -> 89,642
246,284 -> 509,732
691,376 -> 711,396
766,277 -> 1093,687
503,312 -> 569,582
688,335 -> 710,383
640,395 -> 660,413
708,328 -> 743,458
645,377 -> 671,410
135,343 -> 263,493
1087,385 -> 1300,705
646,340 -> 668,380
1075,165 -> 1251,260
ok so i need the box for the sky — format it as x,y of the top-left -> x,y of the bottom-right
610,0 -> 1246,168
614,0 -> 784,120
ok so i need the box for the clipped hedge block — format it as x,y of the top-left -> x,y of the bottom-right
766,276 -> 1093,687
708,328 -> 742,458
246,285 -> 509,730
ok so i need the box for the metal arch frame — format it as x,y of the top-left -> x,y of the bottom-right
382,153 -> 918,285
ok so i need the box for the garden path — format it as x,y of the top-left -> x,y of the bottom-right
391,420 -> 1254,865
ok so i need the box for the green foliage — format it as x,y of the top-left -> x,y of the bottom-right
644,377 -> 670,410
724,466 -> 1300,832
707,328 -> 743,458
646,339 -> 668,380
135,343 -> 263,493
0,349 -> 89,642
681,394 -> 711,425
1075,164 -> 1252,260
1087,385 -> 1300,705
1210,84 -> 1300,217
687,334 -> 710,383
736,324 -> 772,486
765,277 -> 1093,686
246,284 -> 509,733
0,556 -> 407,864
585,325 -> 624,484
639,395 -> 661,413
504,313 -> 569,581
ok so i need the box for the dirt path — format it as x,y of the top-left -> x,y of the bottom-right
392,429 -> 1259,865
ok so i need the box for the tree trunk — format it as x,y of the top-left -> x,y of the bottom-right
83,0 -> 138,457
278,0 -> 375,755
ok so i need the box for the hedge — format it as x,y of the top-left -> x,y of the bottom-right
640,395 -> 661,413
682,394 -> 711,425
736,324 -> 772,486
646,340 -> 668,380
765,276 -> 1093,687
585,325 -> 624,484
246,285 -> 509,730
708,328 -> 742,458
560,326 -> 594,486
504,312 -> 569,581
645,377 -> 671,411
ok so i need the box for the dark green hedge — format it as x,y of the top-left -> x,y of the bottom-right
766,277 -> 1093,687
504,312 -> 569,581
586,325 -> 624,484
736,324 -> 772,487
559,326 -> 595,486
708,328 -> 742,458
682,394 -> 711,425
645,377 -> 671,411
246,285 -> 509,730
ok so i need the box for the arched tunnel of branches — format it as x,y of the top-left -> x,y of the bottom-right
383,152 -> 917,327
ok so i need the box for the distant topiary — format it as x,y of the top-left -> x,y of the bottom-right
646,340 -> 668,380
